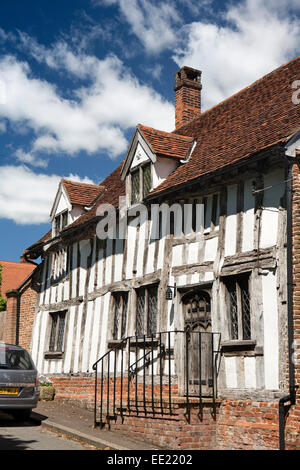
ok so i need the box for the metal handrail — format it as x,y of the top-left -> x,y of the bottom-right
93,330 -> 221,428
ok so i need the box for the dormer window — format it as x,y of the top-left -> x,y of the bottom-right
54,210 -> 68,236
131,169 -> 140,205
143,163 -> 152,197
130,163 -> 152,205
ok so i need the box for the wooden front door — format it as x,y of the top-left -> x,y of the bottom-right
182,290 -> 213,396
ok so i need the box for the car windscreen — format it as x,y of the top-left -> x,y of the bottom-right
0,348 -> 35,370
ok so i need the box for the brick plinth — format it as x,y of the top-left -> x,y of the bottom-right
45,375 -> 298,450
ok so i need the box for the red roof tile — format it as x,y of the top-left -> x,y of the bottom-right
62,180 -> 105,207
62,162 -> 126,231
149,55 -> 300,196
138,124 -> 194,160
0,261 -> 36,298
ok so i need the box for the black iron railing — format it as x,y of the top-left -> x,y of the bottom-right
92,330 -> 221,428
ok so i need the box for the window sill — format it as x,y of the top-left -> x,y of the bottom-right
221,340 -> 257,353
44,351 -> 64,360
107,339 -> 127,349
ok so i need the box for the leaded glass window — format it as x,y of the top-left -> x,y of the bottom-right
112,292 -> 128,340
131,170 -> 140,205
136,285 -> 158,337
49,311 -> 66,352
147,286 -> 158,336
136,288 -> 146,337
143,163 -> 152,197
224,274 -> 251,341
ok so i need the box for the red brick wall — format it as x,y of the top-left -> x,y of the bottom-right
4,290 -> 18,344
292,162 -> 300,405
18,281 -> 39,351
217,400 -> 279,450
3,267 -> 39,349
45,375 -> 298,450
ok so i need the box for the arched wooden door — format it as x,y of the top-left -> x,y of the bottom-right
182,290 -> 213,396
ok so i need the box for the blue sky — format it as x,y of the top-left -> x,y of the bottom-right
0,0 -> 300,261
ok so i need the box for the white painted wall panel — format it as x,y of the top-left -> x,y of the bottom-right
73,303 -> 84,373
188,242 -> 199,264
114,239 -> 124,282
63,306 -> 76,373
126,225 -> 136,279
262,270 -> 279,390
82,301 -> 94,372
97,248 -> 104,288
204,237 -> 218,262
136,221 -> 146,277
242,179 -> 255,252
89,297 -> 102,370
79,240 -> 90,296
244,357 -> 256,389
225,356 -> 238,388
260,169 -> 284,249
172,245 -> 182,267
88,241 -> 96,293
224,185 -> 237,257
71,243 -> 78,298
105,239 -> 113,286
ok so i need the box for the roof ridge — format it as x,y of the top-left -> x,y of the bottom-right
138,123 -> 194,141
62,179 -> 103,188
173,54 -> 300,134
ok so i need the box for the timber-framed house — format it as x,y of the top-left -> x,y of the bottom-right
8,57 -> 300,449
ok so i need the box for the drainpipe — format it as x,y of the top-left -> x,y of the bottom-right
279,152 -> 296,450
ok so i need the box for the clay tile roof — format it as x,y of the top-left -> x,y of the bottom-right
62,180 -> 105,207
149,55 -> 300,197
138,124 -> 194,159
63,162 -> 126,231
0,260 -> 36,298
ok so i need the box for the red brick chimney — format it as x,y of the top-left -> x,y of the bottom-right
174,66 -> 202,130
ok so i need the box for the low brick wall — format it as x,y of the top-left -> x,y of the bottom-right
216,400 -> 279,450
44,375 -> 300,450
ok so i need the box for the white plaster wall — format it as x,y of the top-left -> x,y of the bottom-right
225,356 -> 238,388
131,142 -> 150,169
78,240 -> 90,296
244,357 -> 257,389
242,179 -> 255,252
125,224 -> 136,279
224,184 -> 237,257
152,157 -> 178,188
262,269 -> 279,390
204,237 -> 218,262
56,190 -> 70,215
260,169 -> 285,249
63,306 -> 76,373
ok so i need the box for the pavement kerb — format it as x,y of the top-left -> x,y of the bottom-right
30,412 -> 131,450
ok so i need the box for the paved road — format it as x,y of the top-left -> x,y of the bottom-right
0,410 -> 93,450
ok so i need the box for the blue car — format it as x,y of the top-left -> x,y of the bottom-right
0,343 -> 40,421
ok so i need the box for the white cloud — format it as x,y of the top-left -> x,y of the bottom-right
95,0 -> 181,53
15,149 -> 48,168
0,165 -> 94,225
0,41 -> 174,161
173,0 -> 300,110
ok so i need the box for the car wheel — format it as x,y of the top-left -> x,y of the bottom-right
11,409 -> 32,422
